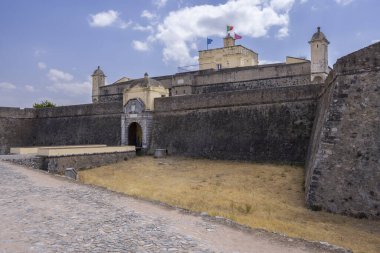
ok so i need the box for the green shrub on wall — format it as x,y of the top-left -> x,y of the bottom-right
33,100 -> 56,109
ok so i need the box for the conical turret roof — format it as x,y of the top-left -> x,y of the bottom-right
309,27 -> 329,44
92,66 -> 105,76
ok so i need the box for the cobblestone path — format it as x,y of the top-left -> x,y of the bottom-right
0,161 -> 349,253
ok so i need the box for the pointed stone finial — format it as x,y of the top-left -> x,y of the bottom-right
144,72 -> 150,87
317,27 -> 320,33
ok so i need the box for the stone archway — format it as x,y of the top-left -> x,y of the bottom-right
128,122 -> 143,147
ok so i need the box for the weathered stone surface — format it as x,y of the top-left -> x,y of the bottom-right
44,151 -> 136,174
0,102 -> 122,154
305,42 -> 380,218
0,108 -> 36,154
151,85 -> 320,163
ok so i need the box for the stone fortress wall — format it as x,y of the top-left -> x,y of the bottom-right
151,84 -> 322,163
305,42 -> 380,218
0,26 -> 378,219
0,108 -> 36,154
0,102 -> 122,154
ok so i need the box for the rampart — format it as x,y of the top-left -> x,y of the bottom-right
0,108 -> 36,154
305,42 -> 380,218
151,84 -> 322,163
0,102 -> 123,154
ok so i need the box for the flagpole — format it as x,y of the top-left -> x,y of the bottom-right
207,37 -> 209,50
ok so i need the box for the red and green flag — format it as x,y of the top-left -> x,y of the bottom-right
234,33 -> 242,40
227,25 -> 234,32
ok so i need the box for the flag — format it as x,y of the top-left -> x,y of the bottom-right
206,37 -> 213,49
227,25 -> 234,32
234,33 -> 242,40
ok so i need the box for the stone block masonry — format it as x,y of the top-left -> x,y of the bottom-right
0,108 -> 36,154
34,102 -> 123,148
0,102 -> 123,154
305,42 -> 380,218
151,85 -> 321,163
44,151 -> 136,174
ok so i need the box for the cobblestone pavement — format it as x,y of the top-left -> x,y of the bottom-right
0,161 -> 350,253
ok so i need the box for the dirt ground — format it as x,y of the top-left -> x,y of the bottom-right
1,160 -> 351,253
79,156 -> 380,253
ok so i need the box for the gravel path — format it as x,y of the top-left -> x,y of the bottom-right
0,161 -> 350,253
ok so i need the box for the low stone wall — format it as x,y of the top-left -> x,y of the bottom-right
0,155 -> 44,170
305,42 -> 380,218
44,151 -> 136,174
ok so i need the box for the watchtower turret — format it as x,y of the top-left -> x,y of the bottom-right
309,27 -> 330,83
92,66 -> 106,103
223,34 -> 235,47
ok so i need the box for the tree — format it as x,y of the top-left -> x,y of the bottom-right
33,100 -> 56,109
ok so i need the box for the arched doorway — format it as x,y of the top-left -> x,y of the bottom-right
128,122 -> 142,147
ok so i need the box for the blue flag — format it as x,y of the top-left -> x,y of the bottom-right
207,38 -> 213,45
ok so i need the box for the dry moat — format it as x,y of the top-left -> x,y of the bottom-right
79,156 -> 380,253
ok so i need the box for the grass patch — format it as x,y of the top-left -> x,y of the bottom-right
79,156 -> 380,253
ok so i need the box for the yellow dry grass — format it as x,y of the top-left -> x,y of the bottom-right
79,156 -> 380,253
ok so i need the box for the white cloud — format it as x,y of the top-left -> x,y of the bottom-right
25,85 -> 35,92
132,40 -> 150,51
299,0 -> 308,3
277,26 -> 289,39
133,24 -> 154,32
38,62 -> 47,69
47,69 -> 74,82
88,10 -> 131,29
47,72 -> 91,96
154,0 -> 295,65
335,0 -> 354,6
154,0 -> 168,8
141,10 -> 157,20
89,10 -> 119,27
47,80 -> 91,96
46,68 -> 91,96
0,82 -> 16,89
119,20 -> 133,29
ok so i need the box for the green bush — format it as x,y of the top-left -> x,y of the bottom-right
33,100 -> 56,109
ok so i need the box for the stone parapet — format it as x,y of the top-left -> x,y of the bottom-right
44,151 -> 136,174
155,84 -> 322,112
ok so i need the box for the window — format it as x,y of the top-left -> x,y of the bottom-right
217,64 -> 222,70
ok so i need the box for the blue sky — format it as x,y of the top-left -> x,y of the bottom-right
0,0 -> 379,108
